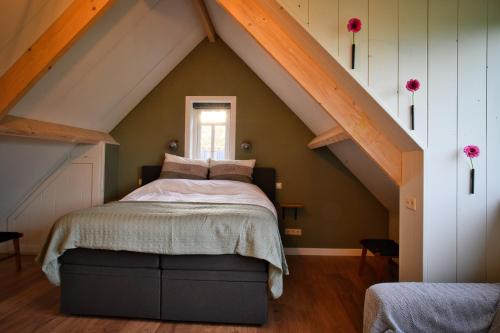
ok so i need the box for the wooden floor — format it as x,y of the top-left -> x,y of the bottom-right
0,255 -> 384,333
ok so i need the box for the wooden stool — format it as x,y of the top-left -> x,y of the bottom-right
0,232 -> 23,271
358,238 -> 398,282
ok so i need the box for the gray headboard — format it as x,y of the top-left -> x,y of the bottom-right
141,166 -> 276,203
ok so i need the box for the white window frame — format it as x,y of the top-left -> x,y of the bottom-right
185,96 -> 236,160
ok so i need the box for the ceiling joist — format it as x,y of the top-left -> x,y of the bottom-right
193,0 -> 216,42
0,116 -> 118,145
217,0 -> 402,185
0,0 -> 115,120
308,127 -> 350,149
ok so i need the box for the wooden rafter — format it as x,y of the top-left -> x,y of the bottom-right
217,0 -> 402,185
0,0 -> 115,120
193,0 -> 216,42
0,116 -> 118,145
308,127 -> 350,149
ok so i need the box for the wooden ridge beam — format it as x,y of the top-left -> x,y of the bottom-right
193,0 -> 216,42
308,127 -> 350,149
0,0 -> 115,120
217,0 -> 402,185
0,115 -> 119,145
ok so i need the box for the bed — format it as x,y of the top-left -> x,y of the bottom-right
36,166 -> 287,325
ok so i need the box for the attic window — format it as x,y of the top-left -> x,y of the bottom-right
185,96 -> 236,160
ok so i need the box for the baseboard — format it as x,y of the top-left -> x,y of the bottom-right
19,244 -> 40,255
1,243 -> 39,255
284,247 -> 369,256
0,243 -> 9,254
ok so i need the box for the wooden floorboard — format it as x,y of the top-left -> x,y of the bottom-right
0,255 -> 386,333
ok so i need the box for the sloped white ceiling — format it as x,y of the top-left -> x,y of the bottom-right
205,1 -> 335,134
9,0 -> 205,132
205,0 -> 398,211
0,0 -> 205,224
0,0 -> 74,76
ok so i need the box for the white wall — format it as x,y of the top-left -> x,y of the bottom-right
280,0 -> 500,282
7,143 -> 105,254
424,0 -> 459,282
400,151 -> 423,281
456,0 -> 488,282
486,0 -> 500,282
425,0 -> 500,283
0,138 -> 74,226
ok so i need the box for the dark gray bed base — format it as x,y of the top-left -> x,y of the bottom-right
60,249 -> 269,324
58,166 -> 276,325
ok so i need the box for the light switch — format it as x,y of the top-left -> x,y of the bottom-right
276,182 -> 283,190
405,197 -> 417,211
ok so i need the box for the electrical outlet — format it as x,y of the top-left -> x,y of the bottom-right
405,197 -> 417,211
138,178 -> 142,186
276,182 -> 283,190
285,228 -> 302,236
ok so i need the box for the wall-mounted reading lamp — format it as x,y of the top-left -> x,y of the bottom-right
168,140 -> 178,151
240,141 -> 252,152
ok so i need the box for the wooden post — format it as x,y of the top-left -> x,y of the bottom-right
217,0 -> 406,185
308,127 -> 350,149
192,0 -> 216,42
0,115 -> 119,145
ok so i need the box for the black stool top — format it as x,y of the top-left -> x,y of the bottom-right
0,232 -> 23,243
360,238 -> 399,257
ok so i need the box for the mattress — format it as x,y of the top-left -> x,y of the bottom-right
37,179 -> 288,298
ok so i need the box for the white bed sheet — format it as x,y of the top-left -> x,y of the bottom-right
121,178 -> 277,218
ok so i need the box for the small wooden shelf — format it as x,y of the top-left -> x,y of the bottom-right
280,203 -> 304,220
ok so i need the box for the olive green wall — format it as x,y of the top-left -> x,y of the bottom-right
111,39 -> 388,248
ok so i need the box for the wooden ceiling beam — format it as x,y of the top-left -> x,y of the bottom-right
193,0 -> 216,42
0,116 -> 118,145
217,0 -> 402,185
308,127 -> 350,149
0,0 -> 115,120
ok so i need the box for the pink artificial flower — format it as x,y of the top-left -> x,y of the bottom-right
406,79 -> 421,92
464,145 -> 480,158
464,145 -> 480,169
347,18 -> 362,33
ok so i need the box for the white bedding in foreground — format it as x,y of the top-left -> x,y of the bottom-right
121,178 -> 277,218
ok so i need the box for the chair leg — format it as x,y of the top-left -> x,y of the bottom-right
358,247 -> 367,275
13,238 -> 21,271
389,257 -> 397,281
375,255 -> 386,282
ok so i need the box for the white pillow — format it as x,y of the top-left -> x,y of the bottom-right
208,159 -> 256,183
164,153 -> 209,167
209,159 -> 256,168
160,153 -> 209,180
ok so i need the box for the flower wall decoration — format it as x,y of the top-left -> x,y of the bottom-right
464,144 -> 480,194
405,78 -> 420,130
347,18 -> 362,69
